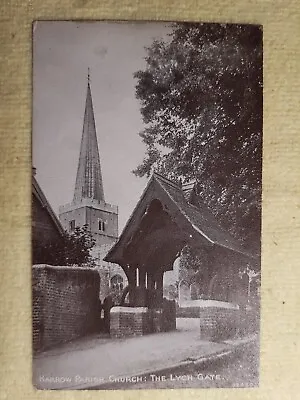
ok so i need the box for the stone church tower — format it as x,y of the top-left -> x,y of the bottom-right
59,75 -> 127,301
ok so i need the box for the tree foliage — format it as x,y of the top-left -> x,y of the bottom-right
133,23 -> 263,253
32,224 -> 96,267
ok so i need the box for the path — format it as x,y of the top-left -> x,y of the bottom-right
33,318 -> 232,390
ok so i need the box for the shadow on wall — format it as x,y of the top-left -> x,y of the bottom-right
32,264 -> 100,353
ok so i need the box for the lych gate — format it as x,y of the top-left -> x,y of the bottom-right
104,172 -> 258,338
115,197 -> 186,308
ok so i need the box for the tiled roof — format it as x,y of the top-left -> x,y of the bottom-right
105,171 -> 256,264
153,172 -> 253,257
32,175 -> 64,236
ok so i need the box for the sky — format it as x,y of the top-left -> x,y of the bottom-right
33,21 -> 171,231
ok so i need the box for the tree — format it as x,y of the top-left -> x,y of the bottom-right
179,245 -> 207,286
32,224 -> 96,267
133,23 -> 262,253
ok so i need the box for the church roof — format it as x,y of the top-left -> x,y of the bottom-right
105,171 -> 256,265
32,174 -> 64,236
73,80 -> 105,203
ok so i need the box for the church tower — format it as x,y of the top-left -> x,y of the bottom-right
59,75 -> 118,248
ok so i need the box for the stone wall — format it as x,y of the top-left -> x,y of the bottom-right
59,198 -> 118,248
32,264 -> 100,352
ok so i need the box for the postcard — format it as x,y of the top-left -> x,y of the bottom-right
32,20 -> 262,390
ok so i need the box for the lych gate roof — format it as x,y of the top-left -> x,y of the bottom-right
157,175 -> 240,251
73,80 -> 105,203
105,172 -> 255,266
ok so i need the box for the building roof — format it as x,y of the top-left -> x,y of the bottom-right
73,79 -> 105,203
32,174 -> 65,236
105,171 -> 256,266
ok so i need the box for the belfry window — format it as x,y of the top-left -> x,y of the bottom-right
98,219 -> 105,232
69,220 -> 75,231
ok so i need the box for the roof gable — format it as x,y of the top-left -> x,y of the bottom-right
105,172 -> 255,265
32,176 -> 64,236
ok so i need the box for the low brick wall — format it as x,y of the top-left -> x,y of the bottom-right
162,299 -> 176,331
178,301 -> 259,341
32,264 -> 100,352
110,307 -> 149,338
110,300 -> 176,338
200,306 -> 239,341
177,306 -> 201,318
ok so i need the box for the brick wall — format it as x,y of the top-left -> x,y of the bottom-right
200,306 -> 239,341
32,264 -> 100,352
110,300 -> 176,338
110,307 -> 149,338
162,299 -> 176,331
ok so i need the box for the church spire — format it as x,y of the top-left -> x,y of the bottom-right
73,73 -> 105,203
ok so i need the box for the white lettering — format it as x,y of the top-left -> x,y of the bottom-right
197,373 -> 222,381
150,374 -> 167,382
170,374 -> 193,381
39,375 -> 72,383
109,375 -> 143,383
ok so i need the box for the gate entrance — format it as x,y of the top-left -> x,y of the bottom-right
105,172 -> 258,338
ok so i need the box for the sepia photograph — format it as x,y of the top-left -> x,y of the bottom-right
32,20 -> 262,390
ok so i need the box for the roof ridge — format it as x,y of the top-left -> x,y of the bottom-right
32,176 -> 64,236
152,171 -> 181,189
182,179 -> 197,190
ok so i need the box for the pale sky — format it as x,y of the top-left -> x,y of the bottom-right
33,21 -> 171,231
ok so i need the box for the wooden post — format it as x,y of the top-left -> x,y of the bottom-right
132,266 -> 137,287
147,272 -> 155,290
128,265 -> 137,305
156,271 -> 164,302
137,267 -> 146,306
139,268 -> 146,288
136,267 -> 139,287
147,272 -> 155,308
